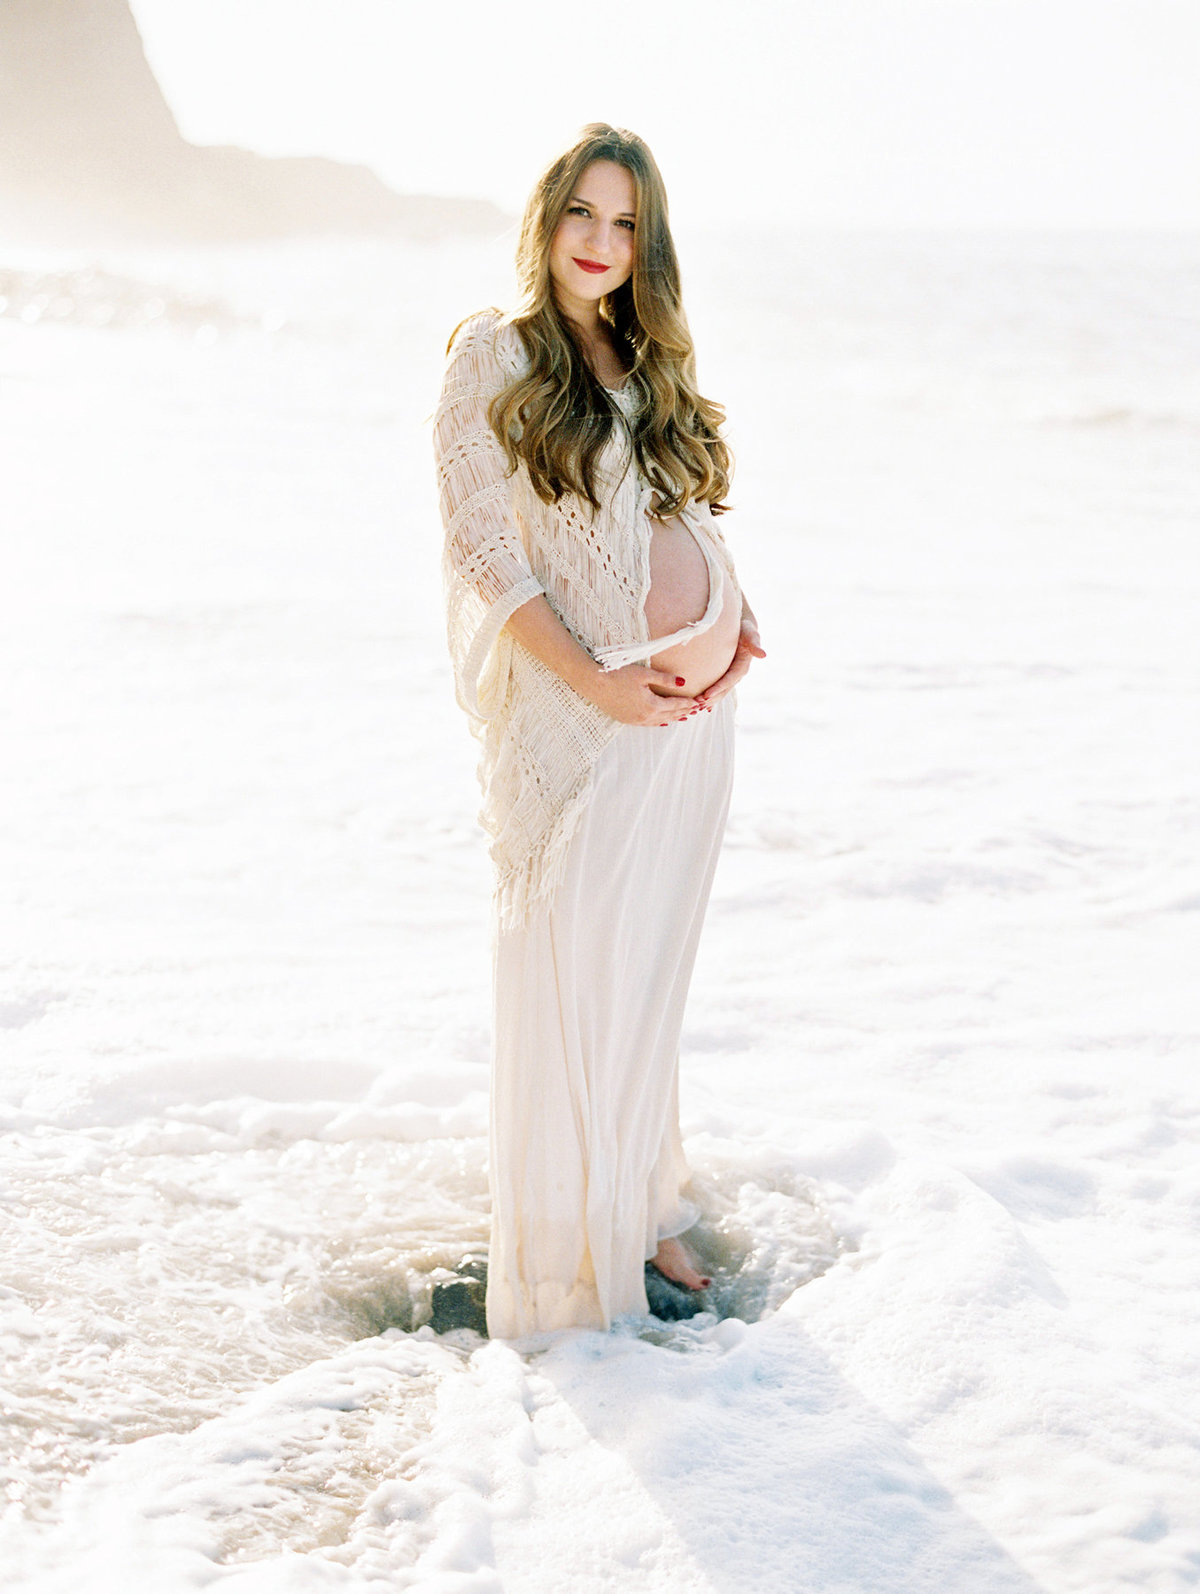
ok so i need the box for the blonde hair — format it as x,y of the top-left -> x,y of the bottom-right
476,122 -> 732,516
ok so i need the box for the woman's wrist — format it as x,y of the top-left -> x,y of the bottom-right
503,593 -> 604,698
562,651 -> 604,702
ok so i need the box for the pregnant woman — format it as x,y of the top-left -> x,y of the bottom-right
433,123 -> 765,1339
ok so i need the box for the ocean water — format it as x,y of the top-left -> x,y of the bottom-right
1,226 -> 1198,1592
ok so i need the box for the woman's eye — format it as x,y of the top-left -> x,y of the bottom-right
565,205 -> 634,229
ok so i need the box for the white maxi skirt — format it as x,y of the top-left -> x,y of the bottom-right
486,690 -> 736,1339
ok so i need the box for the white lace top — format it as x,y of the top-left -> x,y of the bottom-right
432,307 -> 741,929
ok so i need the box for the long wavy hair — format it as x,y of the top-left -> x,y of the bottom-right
482,123 -> 733,517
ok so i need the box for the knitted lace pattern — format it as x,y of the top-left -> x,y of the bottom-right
433,307 -> 739,930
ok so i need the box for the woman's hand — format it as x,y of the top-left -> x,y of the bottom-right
504,595 -> 698,725
694,609 -> 766,709
578,662 -> 702,726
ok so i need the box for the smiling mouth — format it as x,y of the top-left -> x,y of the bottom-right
573,258 -> 609,273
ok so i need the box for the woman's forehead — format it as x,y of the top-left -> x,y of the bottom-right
573,159 -> 637,212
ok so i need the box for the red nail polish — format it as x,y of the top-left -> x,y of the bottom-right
675,677 -> 686,686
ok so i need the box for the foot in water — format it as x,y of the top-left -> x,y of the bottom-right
651,1236 -> 711,1291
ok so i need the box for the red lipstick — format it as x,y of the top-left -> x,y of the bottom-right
573,258 -> 609,274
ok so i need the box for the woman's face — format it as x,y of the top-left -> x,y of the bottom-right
548,159 -> 637,317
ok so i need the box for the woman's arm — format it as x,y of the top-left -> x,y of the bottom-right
433,313 -> 547,720
503,594 -> 702,727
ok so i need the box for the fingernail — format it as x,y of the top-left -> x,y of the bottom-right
675,677 -> 686,686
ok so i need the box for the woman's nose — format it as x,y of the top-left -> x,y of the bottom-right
586,217 -> 613,252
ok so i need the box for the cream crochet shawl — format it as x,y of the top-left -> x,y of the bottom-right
433,307 -> 740,930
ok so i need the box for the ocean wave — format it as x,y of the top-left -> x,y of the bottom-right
0,1112 -> 844,1535
0,263 -> 285,338
1030,401 -> 1199,431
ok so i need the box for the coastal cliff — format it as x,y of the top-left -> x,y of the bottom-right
0,0 -> 504,242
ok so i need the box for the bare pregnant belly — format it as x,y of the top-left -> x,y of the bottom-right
643,514 -> 741,698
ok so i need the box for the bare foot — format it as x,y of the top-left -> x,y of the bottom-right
652,1236 -> 711,1291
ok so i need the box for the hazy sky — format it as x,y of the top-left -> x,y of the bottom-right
130,0 -> 1200,229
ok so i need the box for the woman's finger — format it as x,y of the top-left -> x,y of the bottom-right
739,625 -> 766,658
695,655 -> 752,706
648,667 -> 689,693
647,690 -> 701,725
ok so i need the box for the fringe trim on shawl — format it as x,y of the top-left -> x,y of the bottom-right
456,574 -> 545,721
593,638 -> 660,672
490,743 -> 613,933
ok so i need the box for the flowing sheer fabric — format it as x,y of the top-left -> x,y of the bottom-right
487,695 -> 736,1338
